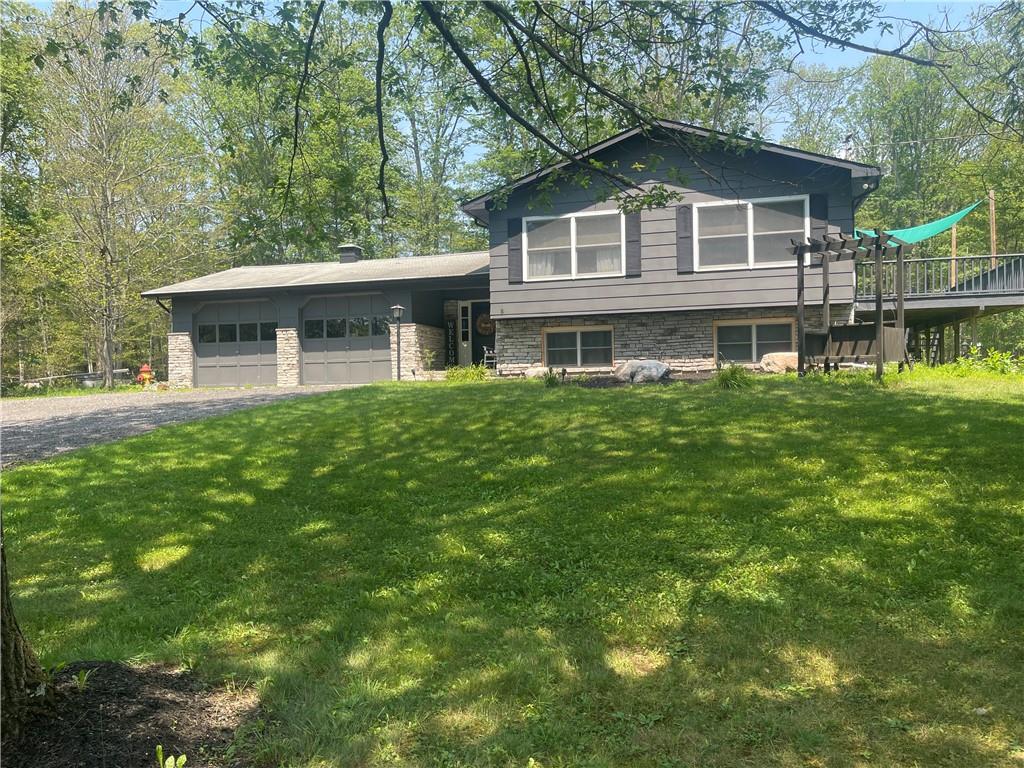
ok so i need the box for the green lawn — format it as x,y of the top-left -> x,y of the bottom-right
5,372 -> 1024,767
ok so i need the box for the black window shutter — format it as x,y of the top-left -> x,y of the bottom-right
625,212 -> 642,276
809,194 -> 828,241
676,205 -> 694,274
507,217 -> 523,283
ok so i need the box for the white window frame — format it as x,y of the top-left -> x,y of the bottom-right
542,325 -> 615,368
693,194 -> 810,272
713,318 -> 796,363
522,210 -> 626,282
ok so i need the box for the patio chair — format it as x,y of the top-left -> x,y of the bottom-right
482,346 -> 497,369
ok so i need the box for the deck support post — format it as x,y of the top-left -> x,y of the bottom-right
796,241 -> 807,377
953,321 -> 962,360
874,234 -> 885,380
895,242 -> 907,369
938,325 -> 946,365
970,314 -> 978,351
821,251 -> 831,331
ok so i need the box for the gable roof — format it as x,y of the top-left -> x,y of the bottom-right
142,251 -> 489,298
460,120 -> 881,225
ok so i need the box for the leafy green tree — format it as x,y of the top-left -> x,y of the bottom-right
0,2 -> 47,382
37,3 -> 216,386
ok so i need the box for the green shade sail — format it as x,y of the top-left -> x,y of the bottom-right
855,200 -> 982,244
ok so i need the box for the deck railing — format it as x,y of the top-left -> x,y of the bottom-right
855,254 -> 1024,300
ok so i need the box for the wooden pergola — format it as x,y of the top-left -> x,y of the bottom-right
791,230 -> 912,378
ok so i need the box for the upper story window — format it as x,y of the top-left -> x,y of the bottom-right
524,211 -> 625,281
695,195 -> 808,271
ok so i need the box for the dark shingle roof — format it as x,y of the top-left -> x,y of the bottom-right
142,251 -> 489,297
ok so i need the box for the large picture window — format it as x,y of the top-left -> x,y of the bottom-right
524,212 -> 624,281
695,196 -> 808,270
715,320 -> 794,363
543,328 -> 613,367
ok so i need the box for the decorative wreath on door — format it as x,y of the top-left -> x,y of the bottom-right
475,313 -> 496,336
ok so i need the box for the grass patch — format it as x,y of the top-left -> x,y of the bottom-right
5,375 -> 1024,766
1,383 -> 142,399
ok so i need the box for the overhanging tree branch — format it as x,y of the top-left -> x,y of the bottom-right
282,0 -> 326,215
750,1 -> 946,68
375,0 -> 394,218
419,0 -> 641,196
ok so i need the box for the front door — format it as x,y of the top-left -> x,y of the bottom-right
456,301 -> 495,366
471,302 -> 495,365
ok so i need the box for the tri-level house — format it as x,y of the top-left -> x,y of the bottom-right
144,121 -> 1024,386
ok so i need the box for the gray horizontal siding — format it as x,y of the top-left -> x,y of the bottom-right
489,135 -> 858,319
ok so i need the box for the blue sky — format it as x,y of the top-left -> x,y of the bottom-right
798,1 -> 985,67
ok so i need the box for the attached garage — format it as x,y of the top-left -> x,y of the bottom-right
144,249 -> 490,388
301,294 -> 392,384
195,301 -> 278,387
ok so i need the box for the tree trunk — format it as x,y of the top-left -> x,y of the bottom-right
1,536 -> 46,743
100,327 -> 115,388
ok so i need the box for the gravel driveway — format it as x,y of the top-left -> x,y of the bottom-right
1,387 -> 343,467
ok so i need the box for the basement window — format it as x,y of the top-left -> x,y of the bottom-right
543,328 -> 613,367
715,320 -> 794,363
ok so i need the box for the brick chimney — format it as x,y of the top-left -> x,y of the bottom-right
338,243 -> 363,263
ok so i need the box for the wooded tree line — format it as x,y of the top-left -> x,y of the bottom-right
2,0 -> 1022,386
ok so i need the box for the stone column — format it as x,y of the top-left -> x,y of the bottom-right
167,332 -> 194,387
390,323 -> 444,380
276,327 -> 301,386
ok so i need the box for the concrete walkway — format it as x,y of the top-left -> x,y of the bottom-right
1,387 -> 343,467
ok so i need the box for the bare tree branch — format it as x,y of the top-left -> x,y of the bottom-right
375,0 -> 394,218
282,0 -> 326,215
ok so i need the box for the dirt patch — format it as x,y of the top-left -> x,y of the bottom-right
4,662 -> 258,768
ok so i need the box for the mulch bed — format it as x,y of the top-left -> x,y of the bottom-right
4,662 -> 258,768
573,372 -> 712,388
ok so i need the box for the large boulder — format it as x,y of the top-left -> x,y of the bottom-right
613,359 -> 672,383
523,365 -> 551,379
760,352 -> 798,373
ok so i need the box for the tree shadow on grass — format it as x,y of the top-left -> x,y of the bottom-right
4,379 -> 1023,766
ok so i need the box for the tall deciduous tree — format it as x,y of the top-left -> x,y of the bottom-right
38,3 -> 214,386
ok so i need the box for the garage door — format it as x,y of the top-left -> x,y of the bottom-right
301,295 -> 392,384
195,302 -> 277,386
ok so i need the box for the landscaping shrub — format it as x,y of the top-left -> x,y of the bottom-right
712,364 -> 753,389
445,364 -> 490,382
932,347 -> 1023,377
543,368 -> 561,387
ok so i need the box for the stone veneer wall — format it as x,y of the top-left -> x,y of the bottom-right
276,327 -> 301,386
167,332 -> 194,387
390,322 -> 445,380
495,306 -> 843,374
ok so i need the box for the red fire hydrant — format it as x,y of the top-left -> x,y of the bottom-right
136,363 -> 155,387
